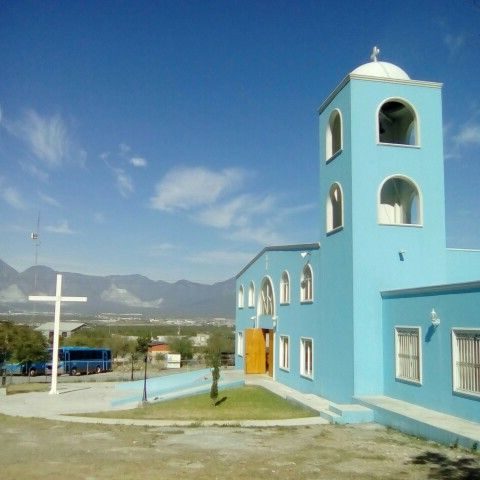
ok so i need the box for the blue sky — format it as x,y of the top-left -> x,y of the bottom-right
1,1 -> 479,284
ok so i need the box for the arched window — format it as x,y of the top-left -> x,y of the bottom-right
280,271 -> 290,304
326,109 -> 342,160
378,99 -> 418,146
300,264 -> 313,302
326,182 -> 343,232
238,285 -> 244,308
260,277 -> 275,316
248,281 -> 255,307
378,176 -> 422,225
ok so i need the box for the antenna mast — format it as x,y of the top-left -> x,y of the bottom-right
31,212 -> 41,292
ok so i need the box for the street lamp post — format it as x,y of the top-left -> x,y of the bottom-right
142,355 -> 148,403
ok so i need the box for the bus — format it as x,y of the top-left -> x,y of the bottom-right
4,360 -> 46,376
45,347 -> 112,375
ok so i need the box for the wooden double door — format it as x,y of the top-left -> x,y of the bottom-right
244,328 -> 274,376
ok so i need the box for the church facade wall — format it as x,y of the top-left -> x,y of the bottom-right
382,283 -> 480,422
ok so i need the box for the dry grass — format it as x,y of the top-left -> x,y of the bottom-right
1,413 -> 479,480
6,382 -> 49,395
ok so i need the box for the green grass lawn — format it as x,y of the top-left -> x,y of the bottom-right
88,386 -> 317,421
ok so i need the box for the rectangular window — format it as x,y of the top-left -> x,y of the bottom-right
300,338 -> 313,378
279,335 -> 289,370
237,331 -> 244,357
452,329 -> 480,397
395,327 -> 421,384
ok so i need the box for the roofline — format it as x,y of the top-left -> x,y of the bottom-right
318,73 -> 442,115
381,280 -> 480,299
447,247 -> 480,253
236,242 -> 320,279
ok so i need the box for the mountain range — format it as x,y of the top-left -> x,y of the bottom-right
0,259 -> 235,318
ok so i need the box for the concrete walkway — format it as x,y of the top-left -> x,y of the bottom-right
0,369 -> 328,427
358,395 -> 480,449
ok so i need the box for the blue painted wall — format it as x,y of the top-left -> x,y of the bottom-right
349,77 -> 446,397
446,249 -> 480,282
317,82 -> 356,403
382,284 -> 480,422
235,245 -> 323,395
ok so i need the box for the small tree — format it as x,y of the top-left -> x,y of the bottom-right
205,332 -> 224,405
168,336 -> 193,366
210,354 -> 220,404
136,336 -> 150,403
126,336 -> 149,381
136,336 -> 150,356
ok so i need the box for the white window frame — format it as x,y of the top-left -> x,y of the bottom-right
326,182 -> 344,233
237,331 -> 244,357
378,175 -> 423,226
260,277 -> 275,316
238,285 -> 244,308
248,281 -> 255,308
279,335 -> 290,371
452,328 -> 480,398
300,337 -> 313,379
326,108 -> 343,161
300,264 -> 313,303
395,327 -> 422,384
377,97 -> 420,147
280,271 -> 290,305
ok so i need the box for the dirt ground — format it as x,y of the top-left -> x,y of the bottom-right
1,414 -> 479,480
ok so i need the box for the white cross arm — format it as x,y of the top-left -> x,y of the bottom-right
29,295 -> 87,302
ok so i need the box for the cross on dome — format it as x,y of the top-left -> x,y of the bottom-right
370,46 -> 380,62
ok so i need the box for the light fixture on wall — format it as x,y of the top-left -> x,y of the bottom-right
300,252 -> 311,259
272,316 -> 278,330
398,250 -> 406,261
431,309 -> 440,327
250,315 -> 256,328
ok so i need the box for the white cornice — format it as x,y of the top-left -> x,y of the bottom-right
318,74 -> 442,115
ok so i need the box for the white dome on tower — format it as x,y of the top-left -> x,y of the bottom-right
351,47 -> 410,80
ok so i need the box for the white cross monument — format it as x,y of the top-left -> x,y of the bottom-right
29,273 -> 87,394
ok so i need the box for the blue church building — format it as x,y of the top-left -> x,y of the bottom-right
235,50 -> 480,445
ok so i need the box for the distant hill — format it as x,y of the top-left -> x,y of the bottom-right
0,259 -> 235,318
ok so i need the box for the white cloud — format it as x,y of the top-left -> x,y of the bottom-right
113,167 -> 134,197
45,220 -> 75,235
100,284 -> 163,308
226,225 -> 285,246
0,285 -> 27,303
197,194 -> 275,229
187,249 -> 254,267
148,243 -> 176,256
454,123 -> 480,146
3,187 -> 27,210
3,108 -> 86,168
444,33 -> 465,56
38,192 -> 61,207
0,178 -> 27,210
94,212 -> 106,224
20,162 -> 50,182
119,143 -> 131,156
130,157 -> 147,168
150,166 -> 245,211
